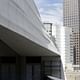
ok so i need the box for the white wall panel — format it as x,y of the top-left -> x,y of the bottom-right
0,0 -> 59,55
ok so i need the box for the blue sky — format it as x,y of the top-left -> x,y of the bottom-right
34,0 -> 63,25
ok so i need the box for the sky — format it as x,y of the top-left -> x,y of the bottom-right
34,0 -> 63,26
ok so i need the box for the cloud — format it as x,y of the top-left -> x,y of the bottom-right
41,13 -> 63,25
34,0 -> 63,25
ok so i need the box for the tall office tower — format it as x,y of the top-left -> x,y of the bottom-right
63,0 -> 80,68
55,25 -> 65,68
43,23 -> 52,37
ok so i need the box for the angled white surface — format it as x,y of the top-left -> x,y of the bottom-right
48,76 -> 63,80
0,0 -> 59,56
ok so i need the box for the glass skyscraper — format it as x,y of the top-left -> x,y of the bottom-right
64,0 -> 80,68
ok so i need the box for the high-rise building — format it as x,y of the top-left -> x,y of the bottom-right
64,0 -> 80,80
55,25 -> 65,68
63,0 -> 80,69
65,27 -> 73,64
43,23 -> 52,37
43,23 -> 59,51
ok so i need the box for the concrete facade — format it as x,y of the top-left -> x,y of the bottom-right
0,0 -> 64,80
0,40 -> 63,80
65,71 -> 80,80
